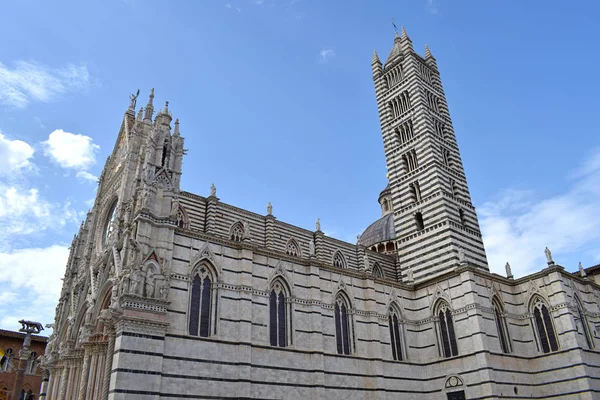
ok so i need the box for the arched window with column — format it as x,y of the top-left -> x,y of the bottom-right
269,278 -> 292,347
0,349 -> 13,372
334,292 -> 354,355
435,301 -> 458,358
575,295 -> 594,349
530,296 -> 558,353
492,297 -> 511,353
189,262 -> 218,337
25,352 -> 37,375
388,304 -> 404,361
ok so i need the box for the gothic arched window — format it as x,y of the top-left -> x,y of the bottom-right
492,297 -> 511,353
436,301 -> 458,358
531,296 -> 558,353
1,348 -> 13,372
230,222 -> 245,242
333,251 -> 347,269
575,295 -> 594,349
389,306 -> 404,361
102,200 -> 118,245
269,279 -> 290,347
161,139 -> 170,168
25,352 -> 37,375
334,294 -> 353,355
176,209 -> 185,228
285,239 -> 300,257
189,266 -> 217,337
372,263 -> 384,279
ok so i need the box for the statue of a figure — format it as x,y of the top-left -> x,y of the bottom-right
267,202 -> 272,215
159,281 -> 169,300
316,218 -> 321,232
129,89 -> 140,110
243,221 -> 250,239
141,189 -> 150,209
406,269 -> 414,283
545,247 -> 554,265
109,284 -> 120,311
505,262 -> 513,279
458,247 -> 466,264
145,271 -> 156,298
65,316 -> 75,341
129,265 -> 142,295
580,262 -> 587,278
170,197 -> 180,218
308,239 -> 315,256
83,303 -> 94,325
363,253 -> 370,271
210,183 -> 216,197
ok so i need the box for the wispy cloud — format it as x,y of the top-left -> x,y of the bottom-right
43,129 -> 100,182
0,132 -> 35,175
480,148 -> 600,278
0,184 -> 81,248
319,49 -> 335,62
0,245 -> 69,331
426,0 -> 439,14
225,3 -> 241,12
255,0 -> 264,5
0,61 -> 91,108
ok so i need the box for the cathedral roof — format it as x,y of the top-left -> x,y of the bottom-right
358,213 -> 395,248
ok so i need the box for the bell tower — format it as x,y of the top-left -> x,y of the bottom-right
372,29 -> 488,281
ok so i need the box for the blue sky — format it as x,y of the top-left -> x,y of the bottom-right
0,0 -> 599,332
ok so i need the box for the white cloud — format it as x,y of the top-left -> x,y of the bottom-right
225,3 -> 232,8
76,170 -> 98,183
0,245 -> 69,331
255,0 -> 264,4
319,49 -> 335,62
0,185 -> 80,246
0,132 -> 34,175
480,148 -> 600,278
43,129 -> 100,180
426,0 -> 439,14
0,61 -> 90,108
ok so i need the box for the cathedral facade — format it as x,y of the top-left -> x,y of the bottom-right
40,30 -> 600,400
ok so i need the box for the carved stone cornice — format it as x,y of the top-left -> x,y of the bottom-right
121,293 -> 170,314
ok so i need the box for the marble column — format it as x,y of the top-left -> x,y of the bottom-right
101,330 -> 116,400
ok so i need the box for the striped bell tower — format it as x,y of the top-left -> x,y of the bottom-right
372,28 -> 489,282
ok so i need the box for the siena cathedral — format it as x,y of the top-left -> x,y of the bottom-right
40,30 -> 600,400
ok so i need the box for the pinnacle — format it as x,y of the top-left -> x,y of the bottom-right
401,26 -> 409,40
425,44 -> 432,58
372,48 -> 380,64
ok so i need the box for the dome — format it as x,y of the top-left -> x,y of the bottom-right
358,213 -> 396,248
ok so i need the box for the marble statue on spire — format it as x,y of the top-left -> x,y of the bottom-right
505,262 -> 513,279
545,247 -> 554,265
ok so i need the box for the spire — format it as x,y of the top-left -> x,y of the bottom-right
163,101 -> 169,114
173,118 -> 180,136
372,48 -> 382,76
372,49 -> 380,65
144,88 -> 155,121
425,44 -> 432,58
401,27 -> 409,40
137,107 -> 144,121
